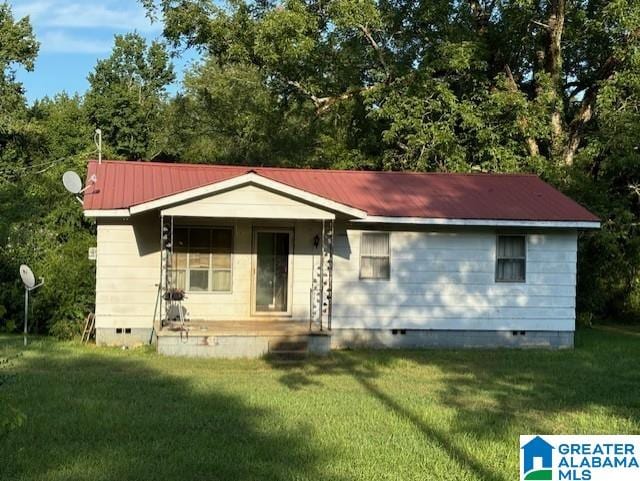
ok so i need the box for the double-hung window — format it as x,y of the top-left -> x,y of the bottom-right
360,232 -> 390,279
495,235 -> 526,282
171,227 -> 233,292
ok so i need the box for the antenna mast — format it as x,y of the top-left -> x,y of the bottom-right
95,128 -> 102,164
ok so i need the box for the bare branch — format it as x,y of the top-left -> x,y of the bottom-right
358,24 -> 390,79
287,79 -> 379,115
468,0 -> 492,34
530,19 -> 552,31
629,183 -> 640,201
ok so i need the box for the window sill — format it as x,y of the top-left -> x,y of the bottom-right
182,290 -> 234,295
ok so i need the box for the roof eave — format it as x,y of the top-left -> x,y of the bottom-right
353,216 -> 601,229
84,209 -> 130,218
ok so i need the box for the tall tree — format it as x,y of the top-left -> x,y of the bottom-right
0,2 -> 39,174
142,0 -> 640,171
85,33 -> 175,160
0,5 -> 95,338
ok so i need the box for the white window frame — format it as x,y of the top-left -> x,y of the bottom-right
172,226 -> 234,293
359,231 -> 391,280
495,234 -> 527,283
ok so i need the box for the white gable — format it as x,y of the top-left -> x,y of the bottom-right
161,184 -> 335,219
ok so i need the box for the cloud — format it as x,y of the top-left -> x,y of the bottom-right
38,31 -> 113,54
12,0 -> 161,32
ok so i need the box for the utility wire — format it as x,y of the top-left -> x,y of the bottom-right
0,148 -> 98,183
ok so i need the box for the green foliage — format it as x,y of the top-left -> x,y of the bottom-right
162,61 -> 315,165
0,157 -> 96,338
30,93 -> 94,160
85,33 -> 175,160
0,2 -> 39,171
0,5 -> 96,338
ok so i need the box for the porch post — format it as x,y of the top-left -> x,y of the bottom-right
327,219 -> 334,331
153,215 -> 165,342
155,215 -> 174,338
320,219 -> 325,331
309,218 -> 334,332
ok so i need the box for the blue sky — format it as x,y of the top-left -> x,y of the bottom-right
11,0 -> 199,103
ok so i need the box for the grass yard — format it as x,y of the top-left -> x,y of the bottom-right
1,329 -> 639,481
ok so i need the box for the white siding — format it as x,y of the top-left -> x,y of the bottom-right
96,214 -> 579,333
162,185 -> 335,219
95,217 -> 320,329
95,214 -> 160,330
331,228 -> 577,331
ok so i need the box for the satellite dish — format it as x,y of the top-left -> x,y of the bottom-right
19,264 -> 35,289
62,171 -> 83,194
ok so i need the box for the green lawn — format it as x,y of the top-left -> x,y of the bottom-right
1,329 -> 639,481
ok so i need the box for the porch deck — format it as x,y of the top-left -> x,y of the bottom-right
156,320 -> 331,358
157,320 -> 328,337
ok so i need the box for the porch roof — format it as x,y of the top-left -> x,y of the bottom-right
82,160 -> 600,228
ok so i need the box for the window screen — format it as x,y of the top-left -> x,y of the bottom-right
170,227 -> 233,292
360,232 -> 390,279
496,235 -> 526,282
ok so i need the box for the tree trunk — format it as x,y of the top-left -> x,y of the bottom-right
504,66 -> 540,157
544,0 -> 566,157
562,55 -> 620,166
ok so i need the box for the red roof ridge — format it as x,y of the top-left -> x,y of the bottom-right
86,159 -> 540,177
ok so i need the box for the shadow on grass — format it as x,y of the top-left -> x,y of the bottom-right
268,329 -> 640,481
1,343 -> 345,481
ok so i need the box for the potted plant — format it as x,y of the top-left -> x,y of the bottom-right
163,288 -> 185,301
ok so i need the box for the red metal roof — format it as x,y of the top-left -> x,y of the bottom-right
83,160 -> 599,222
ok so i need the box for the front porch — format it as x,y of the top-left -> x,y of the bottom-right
145,177 -> 361,357
156,320 -> 331,358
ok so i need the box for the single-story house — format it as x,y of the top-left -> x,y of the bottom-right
83,160 -> 599,357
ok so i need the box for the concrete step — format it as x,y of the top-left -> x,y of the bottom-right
266,351 -> 308,361
267,340 -> 309,360
268,340 -> 308,353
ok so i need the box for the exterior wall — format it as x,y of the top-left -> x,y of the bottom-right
95,213 -> 160,344
95,215 -> 322,344
331,227 -> 578,332
95,212 -> 579,347
171,219 -> 319,321
162,185 -> 334,220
